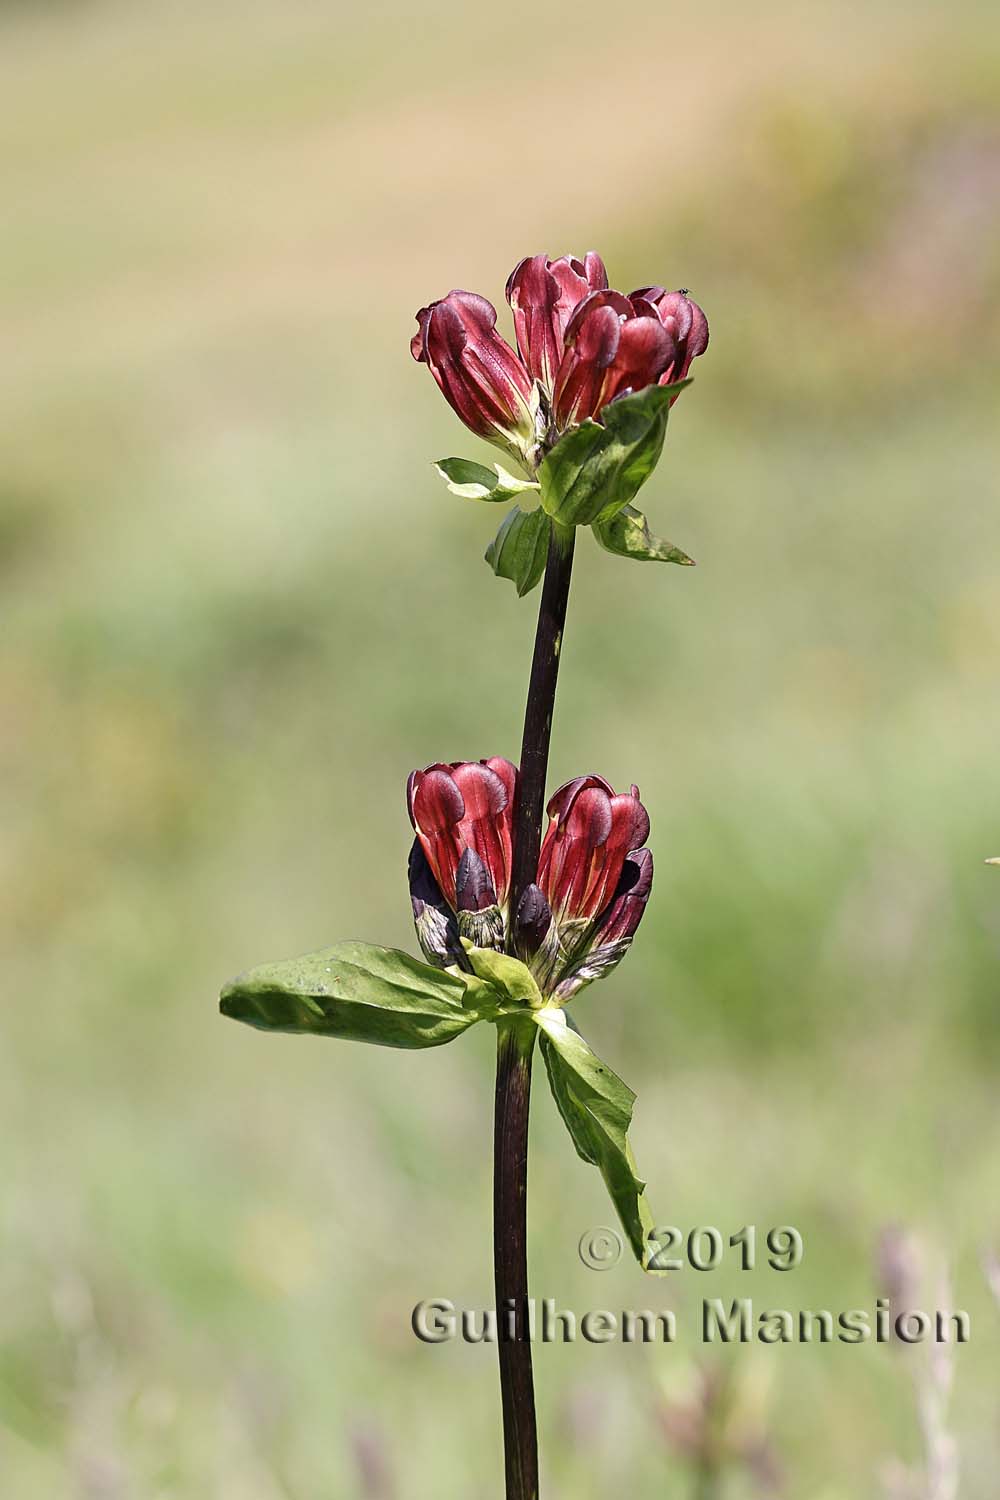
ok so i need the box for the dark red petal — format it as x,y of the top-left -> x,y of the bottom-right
410,305 -> 433,363
583,251 -> 609,291
547,257 -> 600,328
412,767 -> 465,833
417,292 -> 534,445
562,785 -> 613,845
603,316 -> 674,404
451,761 -> 508,819
451,760 -> 515,906
628,295 -> 660,321
446,288 -> 504,337
545,774 -> 614,822
563,288 -> 633,345
406,769 -> 421,827
484,756 -> 518,806
610,788 -> 651,851
551,304 -> 624,427
592,848 -> 653,945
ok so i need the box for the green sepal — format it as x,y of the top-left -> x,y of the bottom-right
220,941 -> 485,1049
538,381 -> 691,528
536,1007 -> 662,1272
435,458 -> 539,504
484,506 -> 551,596
460,940 -> 544,1010
592,504 -> 694,566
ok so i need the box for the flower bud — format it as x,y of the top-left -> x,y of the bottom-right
512,882 -> 566,993
511,882 -> 552,957
408,840 -> 464,969
537,776 -> 650,925
629,287 -> 709,395
505,252 -> 608,392
411,292 -> 539,464
407,757 -> 517,912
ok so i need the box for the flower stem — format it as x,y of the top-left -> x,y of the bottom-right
493,518 -> 577,1500
493,1014 -> 538,1500
508,521 -> 577,923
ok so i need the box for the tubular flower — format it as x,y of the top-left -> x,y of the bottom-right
629,287 -> 710,395
406,763 -> 652,999
413,256 -> 708,460
550,290 -> 676,429
505,252 -> 608,391
407,758 -> 517,913
537,776 -> 650,926
410,292 -> 539,466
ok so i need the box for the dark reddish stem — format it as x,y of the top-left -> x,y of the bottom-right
508,521 -> 577,924
493,518 -> 576,1500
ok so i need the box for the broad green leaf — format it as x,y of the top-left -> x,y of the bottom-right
221,941 -> 483,1048
592,505 -> 694,566
461,941 -> 544,1010
536,1008 -> 662,1271
435,457 -> 539,503
538,381 -> 691,528
484,506 -> 550,596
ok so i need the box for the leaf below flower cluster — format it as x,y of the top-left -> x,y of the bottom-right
536,1008 -> 662,1272
220,942 -> 482,1049
221,943 -> 662,1271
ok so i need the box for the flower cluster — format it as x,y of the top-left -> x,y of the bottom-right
412,252 -> 708,470
407,759 -> 652,1003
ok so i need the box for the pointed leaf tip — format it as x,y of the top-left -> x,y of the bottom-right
536,1010 -> 663,1273
592,505 -> 694,566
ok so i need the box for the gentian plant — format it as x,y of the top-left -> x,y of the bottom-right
221,251 -> 708,1499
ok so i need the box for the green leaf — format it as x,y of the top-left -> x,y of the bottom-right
538,381 -> 691,528
220,941 -> 483,1049
484,506 -> 551,596
435,458 -> 539,504
536,1008 -> 662,1271
592,504 -> 694,566
461,941 -> 544,1010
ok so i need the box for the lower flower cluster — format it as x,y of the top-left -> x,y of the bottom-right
407,758 -> 652,1003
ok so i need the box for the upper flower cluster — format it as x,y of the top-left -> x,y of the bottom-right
412,253 -> 708,470
407,758 -> 652,1003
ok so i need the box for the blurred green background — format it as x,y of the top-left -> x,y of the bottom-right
3,1 -> 1000,1495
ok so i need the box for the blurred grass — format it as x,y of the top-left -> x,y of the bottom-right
2,0 -> 1000,1496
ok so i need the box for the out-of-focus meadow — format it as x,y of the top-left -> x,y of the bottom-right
3,0 -> 1000,1495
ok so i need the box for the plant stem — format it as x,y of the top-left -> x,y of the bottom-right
493,518 -> 577,1500
493,1015 -> 538,1500
508,521 -> 577,924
